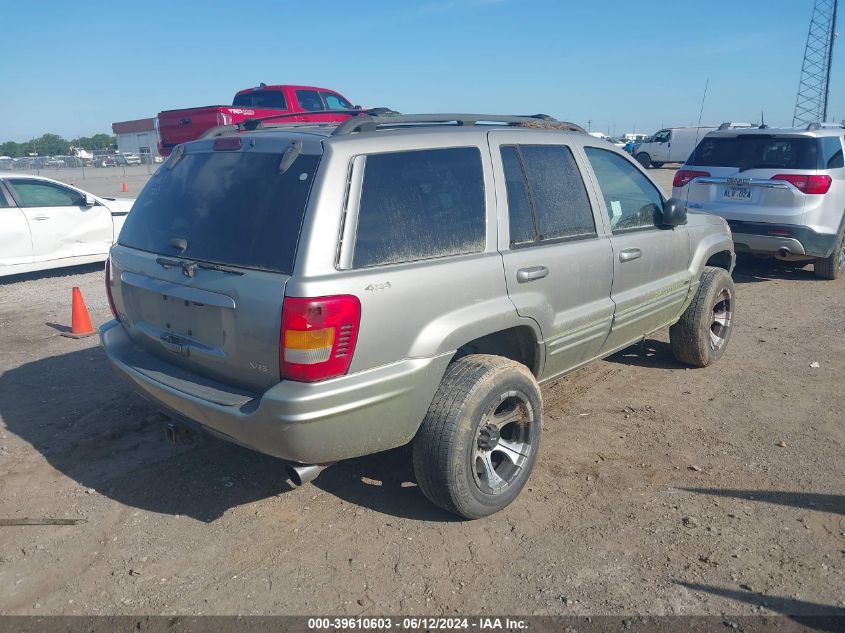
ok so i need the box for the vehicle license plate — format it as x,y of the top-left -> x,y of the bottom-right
723,187 -> 751,200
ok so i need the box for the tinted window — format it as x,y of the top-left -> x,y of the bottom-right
9,179 -> 81,207
584,147 -> 663,232
322,92 -> 352,110
353,148 -> 485,268
652,130 -> 670,143
688,136 -> 818,170
500,145 -> 595,247
820,136 -> 844,169
296,90 -> 325,112
232,90 -> 287,109
119,151 -> 320,273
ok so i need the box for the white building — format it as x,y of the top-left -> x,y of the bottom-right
112,118 -> 160,158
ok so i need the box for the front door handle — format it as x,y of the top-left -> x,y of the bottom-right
32,215 -> 50,221
516,265 -> 549,283
619,248 -> 642,263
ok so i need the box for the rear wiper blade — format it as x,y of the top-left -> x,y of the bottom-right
196,262 -> 244,275
156,256 -> 243,276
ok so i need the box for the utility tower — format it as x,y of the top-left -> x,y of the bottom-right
793,0 -> 838,126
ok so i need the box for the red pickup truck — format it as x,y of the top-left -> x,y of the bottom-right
157,84 -> 361,155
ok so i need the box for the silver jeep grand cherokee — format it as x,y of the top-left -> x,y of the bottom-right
101,113 -> 736,518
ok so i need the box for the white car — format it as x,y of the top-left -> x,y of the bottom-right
0,174 -> 134,277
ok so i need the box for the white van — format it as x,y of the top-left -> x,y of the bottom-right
633,127 -> 717,168
634,123 -> 754,168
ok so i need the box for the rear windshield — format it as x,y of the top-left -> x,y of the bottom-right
688,136 -> 819,170
232,90 -> 287,109
119,150 -> 320,273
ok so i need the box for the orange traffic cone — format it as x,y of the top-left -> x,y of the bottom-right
121,179 -> 128,193
61,287 -> 96,339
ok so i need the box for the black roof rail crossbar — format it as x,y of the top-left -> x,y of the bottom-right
239,108 -> 399,131
331,113 -> 585,136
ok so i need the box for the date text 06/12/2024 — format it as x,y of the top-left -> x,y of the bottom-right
307,617 -> 528,630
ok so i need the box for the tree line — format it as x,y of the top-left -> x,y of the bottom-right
0,133 -> 117,158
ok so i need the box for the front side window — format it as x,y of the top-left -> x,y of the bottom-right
8,179 -> 82,207
652,130 -> 671,143
322,92 -> 352,110
500,144 -> 595,247
296,90 -> 325,112
820,136 -> 844,169
352,147 -> 486,268
584,147 -> 663,233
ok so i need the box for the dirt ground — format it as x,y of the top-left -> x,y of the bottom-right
0,168 -> 842,617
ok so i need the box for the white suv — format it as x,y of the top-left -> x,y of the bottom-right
672,124 -> 845,279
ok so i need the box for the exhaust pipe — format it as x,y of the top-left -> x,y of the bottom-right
777,247 -> 791,259
286,463 -> 333,486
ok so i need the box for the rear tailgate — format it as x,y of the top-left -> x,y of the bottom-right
679,135 -> 819,224
682,168 -> 807,224
110,137 -> 322,393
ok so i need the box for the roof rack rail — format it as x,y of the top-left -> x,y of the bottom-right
197,108 -> 403,140
331,113 -> 585,136
806,121 -> 845,130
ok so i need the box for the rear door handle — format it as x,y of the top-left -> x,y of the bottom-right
619,248 -> 642,263
516,265 -> 549,283
32,215 -> 50,221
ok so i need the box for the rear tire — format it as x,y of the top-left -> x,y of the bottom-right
813,226 -> 845,280
670,267 -> 735,367
651,161 -> 664,168
635,153 -> 651,168
412,354 -> 542,519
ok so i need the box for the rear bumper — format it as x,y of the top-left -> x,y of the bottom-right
100,321 -> 450,464
728,221 -> 839,258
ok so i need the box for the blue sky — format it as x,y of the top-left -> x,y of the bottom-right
0,0 -> 842,141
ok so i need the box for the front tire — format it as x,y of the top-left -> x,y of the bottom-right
412,355 -> 542,519
670,267 -> 735,367
814,225 -> 845,280
651,161 -> 664,168
635,152 -> 652,168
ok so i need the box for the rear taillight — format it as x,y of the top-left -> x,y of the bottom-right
673,169 -> 710,188
216,112 -> 233,126
280,295 -> 361,382
105,257 -> 119,321
772,174 -> 832,195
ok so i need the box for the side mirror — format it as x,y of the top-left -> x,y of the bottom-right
83,194 -> 97,207
661,198 -> 687,227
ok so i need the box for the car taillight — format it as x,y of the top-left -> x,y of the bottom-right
105,257 -> 119,321
216,112 -> 233,126
772,174 -> 832,194
673,169 -> 710,188
280,295 -> 361,382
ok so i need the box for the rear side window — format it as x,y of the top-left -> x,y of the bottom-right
688,136 -> 818,170
500,144 -> 595,247
820,136 -> 844,169
353,148 -> 486,268
584,147 -> 663,233
119,151 -> 320,273
296,90 -> 325,112
232,90 -> 287,109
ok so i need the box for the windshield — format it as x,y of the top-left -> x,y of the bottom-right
119,150 -> 320,273
688,136 -> 819,170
